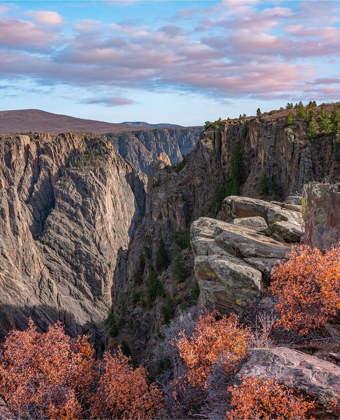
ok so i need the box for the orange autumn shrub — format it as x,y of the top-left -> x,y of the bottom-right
0,320 -> 97,419
227,377 -> 314,420
270,244 -> 340,335
175,313 -> 253,388
90,350 -> 163,419
0,321 -> 163,420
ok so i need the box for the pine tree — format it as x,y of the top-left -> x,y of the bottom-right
156,238 -> 169,273
258,172 -> 270,196
172,250 -> 188,283
319,105 -> 331,132
297,103 -> 306,118
286,112 -> 294,127
256,108 -> 261,116
331,106 -> 340,134
307,111 -> 319,140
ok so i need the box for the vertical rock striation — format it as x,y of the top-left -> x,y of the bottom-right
0,133 -> 145,340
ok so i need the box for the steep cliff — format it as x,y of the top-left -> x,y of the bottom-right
110,104 -> 339,360
106,127 -> 202,176
0,132 -> 145,341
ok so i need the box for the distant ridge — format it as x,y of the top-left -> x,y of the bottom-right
120,121 -> 182,128
0,109 -> 188,135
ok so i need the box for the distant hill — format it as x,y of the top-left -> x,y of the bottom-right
120,121 -> 182,128
0,109 -> 183,135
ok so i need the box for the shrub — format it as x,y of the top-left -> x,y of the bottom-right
90,351 -> 163,419
175,313 -> 253,388
0,322 -> 163,420
0,321 -> 97,419
256,108 -> 261,116
227,377 -> 314,419
270,244 -> 340,335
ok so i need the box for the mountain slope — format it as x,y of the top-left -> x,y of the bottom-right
0,109 -> 174,135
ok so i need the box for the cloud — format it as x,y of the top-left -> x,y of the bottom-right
29,11 -> 64,26
0,17 -> 61,50
82,96 -> 135,107
0,1 -> 340,104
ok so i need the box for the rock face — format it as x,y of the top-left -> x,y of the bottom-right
237,347 -> 340,418
223,195 -> 303,243
191,217 -> 291,314
0,133 -> 145,340
106,127 -> 202,176
303,183 -> 340,250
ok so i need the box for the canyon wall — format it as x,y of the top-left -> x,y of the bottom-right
106,127 -> 202,175
0,132 -> 145,341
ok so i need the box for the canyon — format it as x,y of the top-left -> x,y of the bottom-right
0,105 -> 339,344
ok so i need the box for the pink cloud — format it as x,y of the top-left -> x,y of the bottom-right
0,17 -> 61,49
29,11 -> 64,26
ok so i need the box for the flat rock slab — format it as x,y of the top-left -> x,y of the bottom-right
237,347 -> 340,418
233,216 -> 268,231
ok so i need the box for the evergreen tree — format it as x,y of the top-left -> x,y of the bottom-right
155,238 -> 169,273
258,172 -> 270,196
147,265 -> 164,307
161,292 -> 175,324
319,106 -> 331,132
256,108 -> 261,116
306,112 -> 319,140
229,142 -> 244,193
172,250 -> 188,283
286,112 -> 294,127
331,106 -> 340,134
297,103 -> 306,118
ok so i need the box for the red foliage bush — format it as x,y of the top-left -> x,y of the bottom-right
0,321 -> 163,419
0,320 -> 96,419
175,313 -> 253,388
227,376 -> 314,419
90,350 -> 163,419
270,244 -> 340,335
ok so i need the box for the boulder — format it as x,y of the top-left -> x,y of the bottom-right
191,218 -> 291,314
284,195 -> 303,205
223,195 -> 303,243
237,347 -> 340,418
233,216 -> 268,231
265,220 -> 303,242
303,183 -> 340,250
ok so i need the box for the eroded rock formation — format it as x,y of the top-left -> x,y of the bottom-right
0,133 -> 145,340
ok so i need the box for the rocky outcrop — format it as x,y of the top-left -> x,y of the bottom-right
223,195 -> 303,243
237,347 -> 340,418
303,182 -> 340,250
191,217 -> 291,314
0,133 -> 145,340
106,127 -> 202,176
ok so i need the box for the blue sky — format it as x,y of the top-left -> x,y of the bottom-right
1,1 -> 340,126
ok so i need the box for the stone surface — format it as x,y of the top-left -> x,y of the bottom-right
191,217 -> 291,314
233,216 -> 268,231
0,133 -> 145,340
223,196 -> 303,243
237,347 -> 340,418
303,183 -> 340,250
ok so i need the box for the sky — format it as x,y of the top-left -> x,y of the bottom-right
1,1 -> 340,126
